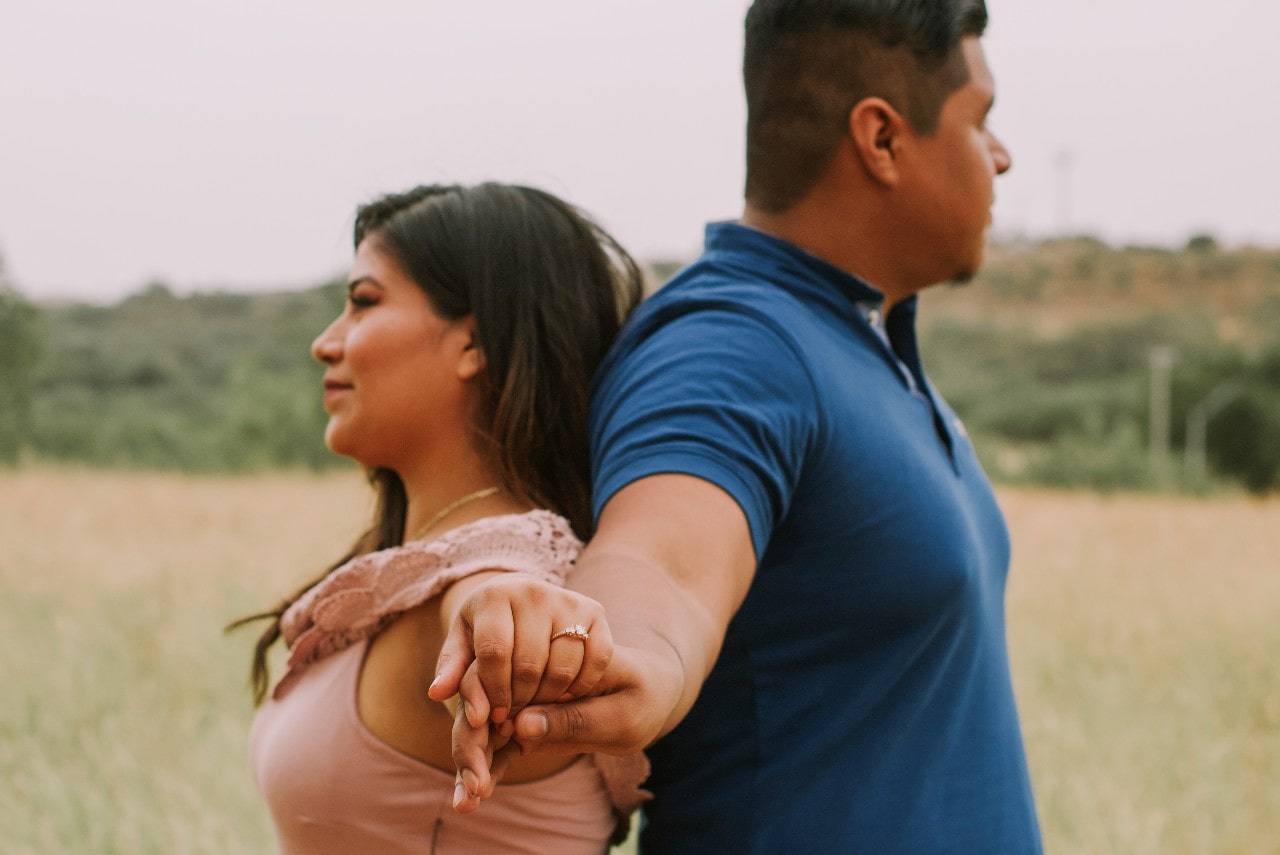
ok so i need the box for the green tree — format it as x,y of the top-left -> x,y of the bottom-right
0,253 -> 44,463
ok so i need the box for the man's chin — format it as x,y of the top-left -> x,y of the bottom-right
948,248 -> 986,285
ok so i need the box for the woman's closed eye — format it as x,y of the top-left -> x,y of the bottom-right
347,280 -> 380,310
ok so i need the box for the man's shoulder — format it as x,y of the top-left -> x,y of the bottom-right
655,256 -> 796,306
632,254 -> 822,345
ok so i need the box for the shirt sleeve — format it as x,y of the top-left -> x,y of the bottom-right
590,303 -> 817,559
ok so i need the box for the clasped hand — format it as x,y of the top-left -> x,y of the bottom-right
427,573 -> 672,812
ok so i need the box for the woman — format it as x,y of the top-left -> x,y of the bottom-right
237,183 -> 648,854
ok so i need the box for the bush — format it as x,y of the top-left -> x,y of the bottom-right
0,286 -> 44,463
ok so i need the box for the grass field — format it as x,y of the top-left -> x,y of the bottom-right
2,468 -> 1277,853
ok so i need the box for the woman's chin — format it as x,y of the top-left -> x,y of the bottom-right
323,426 -> 358,462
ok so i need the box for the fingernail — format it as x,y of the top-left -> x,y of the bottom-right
522,711 -> 549,739
453,781 -> 467,809
462,768 -> 480,797
491,706 -> 508,724
429,673 -> 441,690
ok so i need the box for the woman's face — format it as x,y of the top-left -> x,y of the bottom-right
310,238 -> 480,471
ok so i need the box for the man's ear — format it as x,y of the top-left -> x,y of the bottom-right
455,316 -> 485,380
848,97 -> 906,188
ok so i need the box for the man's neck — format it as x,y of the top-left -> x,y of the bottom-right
740,201 -> 916,313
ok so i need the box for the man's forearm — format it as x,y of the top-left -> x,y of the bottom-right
568,543 -> 727,737
569,473 -> 758,738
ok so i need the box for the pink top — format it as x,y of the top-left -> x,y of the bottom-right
251,511 -> 650,854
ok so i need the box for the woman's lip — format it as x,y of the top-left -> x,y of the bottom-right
323,383 -> 352,404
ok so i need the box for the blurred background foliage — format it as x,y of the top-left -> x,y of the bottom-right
2,235 -> 1278,493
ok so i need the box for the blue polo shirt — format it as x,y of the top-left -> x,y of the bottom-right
590,223 -> 1042,853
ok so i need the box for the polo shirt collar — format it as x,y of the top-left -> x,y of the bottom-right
704,221 -> 886,306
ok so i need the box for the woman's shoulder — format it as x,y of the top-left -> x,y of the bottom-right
274,510 -> 582,692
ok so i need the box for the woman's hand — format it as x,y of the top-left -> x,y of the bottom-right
449,661 -> 517,813
428,574 -> 613,726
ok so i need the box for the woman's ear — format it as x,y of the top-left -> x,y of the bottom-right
848,96 -> 906,188
455,315 -> 485,380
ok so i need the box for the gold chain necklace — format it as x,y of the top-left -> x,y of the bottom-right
408,486 -> 500,543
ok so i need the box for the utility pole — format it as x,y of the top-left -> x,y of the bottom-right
1148,346 -> 1176,486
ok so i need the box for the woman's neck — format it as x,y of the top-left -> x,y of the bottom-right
399,464 -> 530,543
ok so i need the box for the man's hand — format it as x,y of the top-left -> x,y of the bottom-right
449,644 -> 682,811
505,643 -> 682,754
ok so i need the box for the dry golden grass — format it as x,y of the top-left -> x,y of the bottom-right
2,469 -> 1277,852
0,467 -> 370,854
1002,490 -> 1280,853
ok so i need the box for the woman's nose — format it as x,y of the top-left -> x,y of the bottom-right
311,317 -> 343,364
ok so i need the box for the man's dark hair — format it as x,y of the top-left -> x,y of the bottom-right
743,0 -> 988,212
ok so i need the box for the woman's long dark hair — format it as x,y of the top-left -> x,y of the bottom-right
232,183 -> 644,703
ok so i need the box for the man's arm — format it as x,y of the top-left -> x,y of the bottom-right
543,473 -> 758,744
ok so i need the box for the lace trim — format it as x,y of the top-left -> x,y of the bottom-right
276,510 -> 581,697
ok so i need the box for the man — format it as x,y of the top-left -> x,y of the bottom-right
435,1 -> 1042,850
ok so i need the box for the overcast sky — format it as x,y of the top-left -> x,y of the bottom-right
1,0 -> 1276,302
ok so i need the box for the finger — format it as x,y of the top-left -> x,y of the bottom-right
557,611 -> 613,701
511,693 -> 647,756
459,662 -> 490,729
458,738 -> 518,812
506,591 -> 555,715
529,630 -> 586,705
469,587 -> 517,722
428,615 -> 474,702
457,766 -> 485,813
484,742 -> 517,799
451,698 -> 493,809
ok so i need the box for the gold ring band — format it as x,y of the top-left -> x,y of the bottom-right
550,624 -> 590,642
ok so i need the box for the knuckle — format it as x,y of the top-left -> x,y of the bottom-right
522,584 -> 549,607
512,659 -> 544,684
545,664 -> 580,686
475,585 -> 512,609
474,639 -> 511,663
563,705 -> 590,741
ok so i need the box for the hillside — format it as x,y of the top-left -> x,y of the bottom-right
923,238 -> 1280,346
5,238 -> 1279,492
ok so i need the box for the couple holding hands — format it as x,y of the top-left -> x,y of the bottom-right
238,2 -> 1042,852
